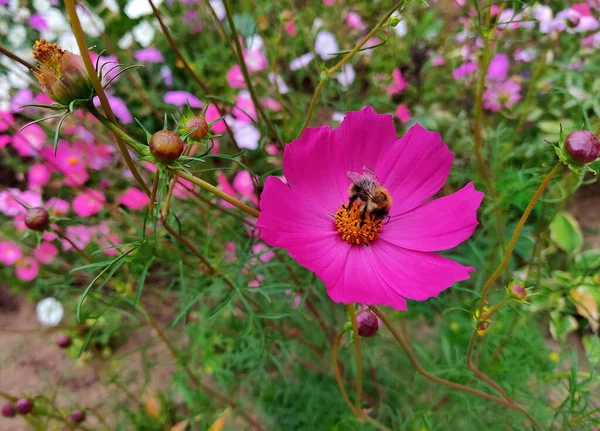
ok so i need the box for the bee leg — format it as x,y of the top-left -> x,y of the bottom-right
347,195 -> 358,211
385,215 -> 391,225
359,205 -> 368,226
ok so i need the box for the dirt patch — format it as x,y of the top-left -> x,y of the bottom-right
567,180 -> 600,249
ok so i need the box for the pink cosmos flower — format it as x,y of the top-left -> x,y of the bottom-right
119,188 -> 149,210
483,79 -> 522,112
164,91 -> 203,108
11,124 -> 46,157
346,11 -> 365,30
284,21 -> 296,37
453,62 -> 477,80
133,48 -> 165,63
28,164 -> 51,190
395,104 -> 411,123
73,189 -> 106,217
227,65 -> 246,88
487,53 -> 509,81
206,104 -> 226,134
16,257 -> 39,282
0,241 -> 22,265
33,242 -> 58,264
243,49 -> 268,73
386,68 -> 408,95
45,197 -> 70,217
94,95 -> 132,124
256,107 -> 483,310
233,91 -> 258,123
62,225 -> 93,251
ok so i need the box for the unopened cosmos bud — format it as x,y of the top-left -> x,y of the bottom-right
24,207 -> 49,231
356,310 -> 379,337
149,130 -> 184,162
565,130 -> 600,164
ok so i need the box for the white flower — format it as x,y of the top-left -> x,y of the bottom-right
226,116 -> 261,150
36,298 -> 64,327
0,79 -> 10,111
331,112 -> 345,122
210,0 -> 226,21
391,12 -> 407,37
104,0 -> 119,13
40,8 -> 69,41
33,0 -> 51,13
8,25 -> 26,47
315,31 -> 339,59
311,17 -> 323,34
290,52 -> 314,71
58,32 -> 80,54
124,0 -> 162,19
268,73 -> 289,94
77,5 -> 105,37
246,34 -> 264,51
133,20 -> 156,47
334,64 -> 355,89
118,32 -> 134,49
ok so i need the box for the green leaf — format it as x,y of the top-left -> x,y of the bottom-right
549,311 -> 578,341
549,211 -> 583,254
575,249 -> 600,270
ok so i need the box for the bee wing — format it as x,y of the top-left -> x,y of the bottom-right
346,169 -> 376,198
362,166 -> 382,186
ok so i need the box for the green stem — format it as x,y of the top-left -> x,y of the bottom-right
223,0 -> 283,149
302,1 -> 404,130
64,0 -> 150,197
149,171 -> 160,219
347,304 -> 363,411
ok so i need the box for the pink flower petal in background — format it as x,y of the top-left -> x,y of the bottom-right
28,164 -> 51,190
33,242 -> 58,264
206,104 -> 227,134
386,68 -> 408,95
395,103 -> 411,123
15,257 -> 39,282
453,61 -> 477,80
119,188 -> 149,210
227,65 -> 246,88
94,95 -> 132,124
0,241 -> 22,265
73,189 -> 106,217
487,53 -> 509,81
233,91 -> 258,123
11,124 -> 46,157
133,48 -> 165,63
45,198 -> 70,217
243,49 -> 268,72
163,91 -> 203,108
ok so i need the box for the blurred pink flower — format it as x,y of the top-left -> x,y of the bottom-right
28,164 -> 51,190
98,95 -> 132,124
0,241 -> 22,265
45,144 -> 89,187
284,21 -> 296,37
514,48 -> 536,63
10,89 -> 33,113
453,62 -> 477,80
226,117 -> 261,150
262,98 -> 281,112
45,197 -> 70,217
432,56 -> 446,67
233,91 -> 257,123
227,65 -> 246,88
290,52 -> 314,71
224,241 -> 237,262
172,177 -> 197,200
483,79 -> 522,112
206,104 -> 227,134
315,31 -> 339,59
33,242 -> 58,264
30,14 -> 49,31
217,171 -> 237,209
487,53 -> 509,81
257,107 -> 483,310
386,68 -> 408,95
96,224 -> 121,256
395,104 -> 411,123
133,48 -> 165,63
119,188 -> 149,210
62,225 -> 93,251
323,0 -> 335,5
73,189 -> 106,217
346,11 -> 365,30
252,243 -> 275,263
11,124 -> 46,157
91,53 -> 121,83
164,91 -> 203,108
16,257 -> 39,281
0,111 -> 15,132
243,49 -> 268,72
0,189 -> 42,216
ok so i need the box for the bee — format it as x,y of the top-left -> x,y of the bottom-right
346,166 -> 392,224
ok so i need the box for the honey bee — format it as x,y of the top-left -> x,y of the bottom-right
346,166 -> 392,223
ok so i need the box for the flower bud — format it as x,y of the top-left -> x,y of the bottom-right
15,398 -> 33,415
149,130 -> 184,162
56,334 -> 72,349
508,283 -> 527,301
24,207 -> 50,231
184,116 -> 209,140
356,310 -> 379,337
70,410 -> 86,423
32,40 -> 92,106
1,404 -> 16,418
565,131 -> 600,164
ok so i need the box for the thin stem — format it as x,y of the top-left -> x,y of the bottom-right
302,1 -> 404,130
168,168 -> 260,218
147,0 -> 239,148
370,305 -> 543,430
0,45 -> 35,70
332,331 -> 391,431
161,174 -> 177,216
64,0 -> 150,196
149,171 -> 160,219
347,304 -> 363,411
223,0 -> 283,149
137,304 -> 263,430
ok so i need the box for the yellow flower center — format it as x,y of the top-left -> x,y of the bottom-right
334,202 -> 383,245
33,39 -> 64,75
68,156 -> 79,165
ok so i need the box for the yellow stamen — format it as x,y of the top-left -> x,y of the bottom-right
33,39 -> 64,75
68,156 -> 79,165
334,202 -> 383,245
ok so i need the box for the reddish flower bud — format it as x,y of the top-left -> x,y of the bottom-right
24,207 -> 49,231
1,404 -> 16,418
184,116 -> 209,140
356,310 -> 379,337
287,328 -> 301,338
149,130 -> 184,162
509,283 -> 527,301
56,334 -> 72,349
15,398 -> 33,415
565,131 -> 600,164
70,410 -> 86,423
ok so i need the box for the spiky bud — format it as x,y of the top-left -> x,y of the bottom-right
1,404 -> 16,418
56,334 -> 72,349
32,40 -> 93,106
508,283 -> 527,301
149,130 -> 184,162
24,207 -> 49,231
70,410 -> 86,423
356,310 -> 379,337
565,131 -> 600,164
15,399 -> 33,415
184,116 -> 209,140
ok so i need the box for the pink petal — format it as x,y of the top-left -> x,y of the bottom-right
376,123 -> 453,216
381,182 -> 484,251
370,240 -> 474,302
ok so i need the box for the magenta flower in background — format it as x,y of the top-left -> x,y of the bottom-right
16,257 -> 39,282
386,68 -> 408,95
453,62 -> 477,80
73,189 -> 106,217
133,48 -> 165,63
257,107 -> 483,310
30,14 -> 49,31
432,56 -> 446,67
483,79 -> 522,112
33,242 -> 58,265
243,49 -> 268,73
119,188 -> 149,210
395,104 -> 411,124
284,21 -> 297,37
290,52 -> 315,71
315,31 -> 339,59
10,124 -> 46,157
62,225 -> 93,251
163,91 -> 203,108
28,164 -> 52,190
487,53 -> 509,81
10,89 -> 33,113
346,11 -> 365,30
0,241 -> 22,265
233,91 -> 258,123
94,95 -> 132,124
227,65 -> 246,88
45,198 -> 70,217
205,104 -> 227,134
